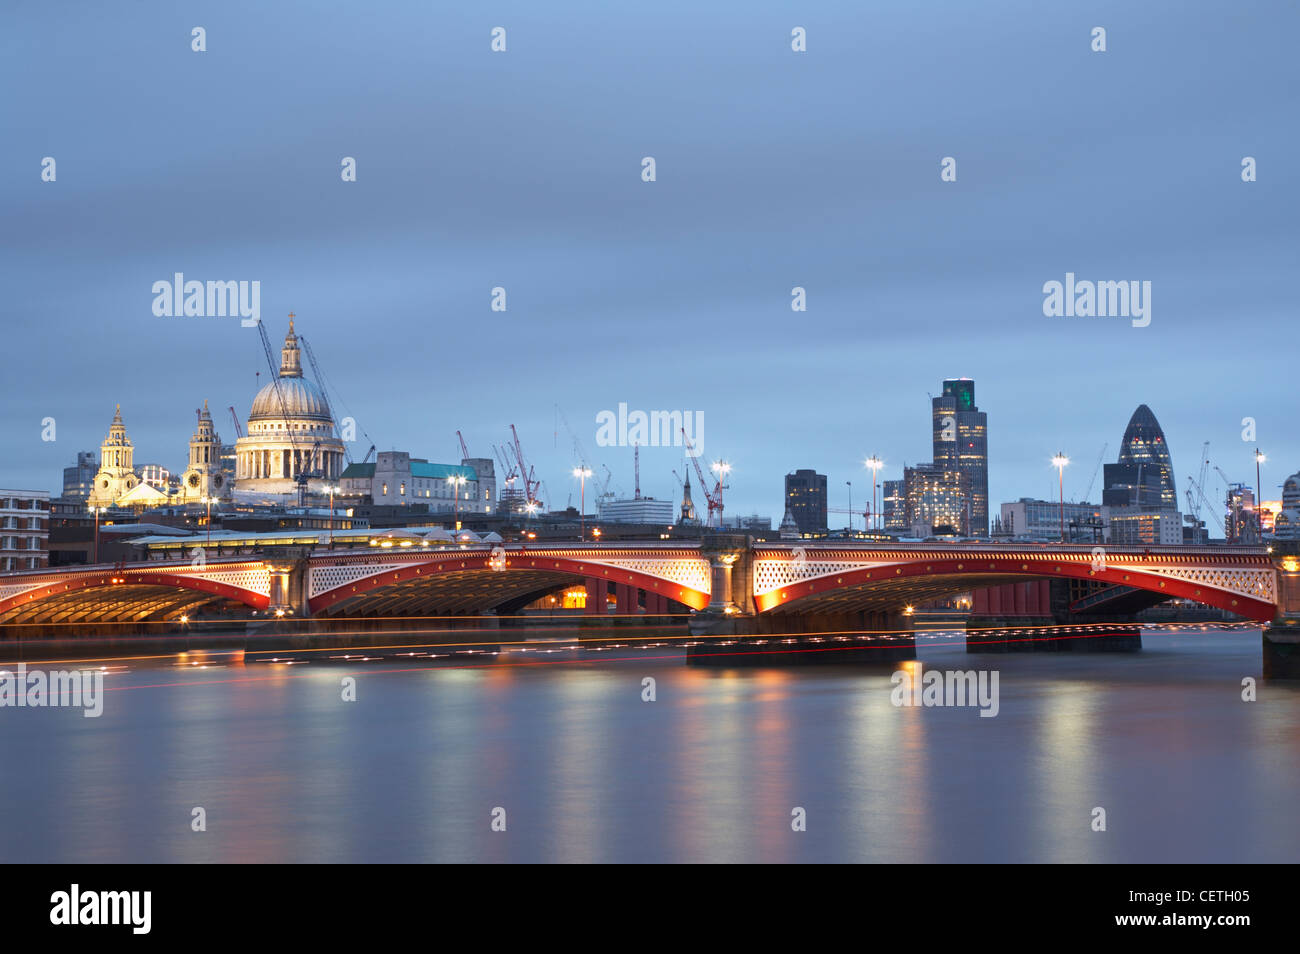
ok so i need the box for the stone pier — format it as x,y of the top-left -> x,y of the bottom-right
1264,543 -> 1300,679
966,578 -> 1140,653
687,533 -> 916,665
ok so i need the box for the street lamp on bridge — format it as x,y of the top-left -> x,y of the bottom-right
326,484 -> 339,549
87,505 -> 104,564
1052,452 -> 1070,543
1255,449 -> 1266,534
573,466 -> 593,541
201,496 -> 217,551
865,456 -> 883,531
448,474 -> 467,531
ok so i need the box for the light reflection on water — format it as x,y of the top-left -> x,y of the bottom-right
0,629 -> 1296,863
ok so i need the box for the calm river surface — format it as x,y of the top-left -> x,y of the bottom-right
1,628 -> 1296,863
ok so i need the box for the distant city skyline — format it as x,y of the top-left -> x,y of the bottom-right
35,345 -> 1288,525
2,2 -> 1296,519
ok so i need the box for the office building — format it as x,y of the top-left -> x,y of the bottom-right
62,451 -> 97,500
0,490 -> 50,571
599,497 -> 673,524
1000,498 -> 1104,542
1114,404 -> 1177,509
341,451 -> 486,515
1108,506 -> 1184,546
931,378 -> 989,535
903,463 -> 971,536
882,479 -> 906,531
784,469 -> 827,534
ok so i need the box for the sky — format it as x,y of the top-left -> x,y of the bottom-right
2,0 -> 1296,523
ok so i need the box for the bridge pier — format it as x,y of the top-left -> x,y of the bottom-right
687,534 -> 916,664
265,549 -> 312,624
686,533 -> 753,634
1264,545 -> 1300,679
966,579 -> 1141,653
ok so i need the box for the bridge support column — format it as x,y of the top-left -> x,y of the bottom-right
616,582 -> 637,616
266,549 -> 312,623
583,577 -> 605,615
1264,546 -> 1300,679
687,534 -> 754,637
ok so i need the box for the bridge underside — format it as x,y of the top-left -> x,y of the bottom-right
0,584 -> 241,625
313,569 -> 588,618
760,570 -> 1270,622
766,573 -> 1022,616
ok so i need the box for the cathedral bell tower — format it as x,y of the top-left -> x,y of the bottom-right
179,400 -> 229,502
87,404 -> 139,507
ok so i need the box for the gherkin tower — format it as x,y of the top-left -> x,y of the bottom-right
1117,405 -> 1177,509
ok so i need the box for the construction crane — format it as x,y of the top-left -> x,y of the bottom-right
681,427 -> 727,527
509,424 -> 543,510
594,465 -> 616,516
1187,474 -> 1225,535
494,444 -> 519,485
456,431 -> 471,461
299,330 -> 372,465
829,506 -> 871,528
227,406 -> 243,439
1082,442 -> 1107,502
255,319 -> 305,463
555,406 -> 592,470
1183,442 -> 1212,532
633,443 -> 641,500
297,335 -> 336,428
295,439 -> 324,507
492,443 -> 523,511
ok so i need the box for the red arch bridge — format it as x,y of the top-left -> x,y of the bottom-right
1,539 -> 1293,625
4,538 -> 1299,671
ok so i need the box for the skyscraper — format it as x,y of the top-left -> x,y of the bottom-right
1102,405 -> 1182,545
882,479 -> 906,530
1113,404 -> 1177,509
931,378 -> 989,535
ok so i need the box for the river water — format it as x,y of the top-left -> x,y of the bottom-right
0,628 -> 1295,863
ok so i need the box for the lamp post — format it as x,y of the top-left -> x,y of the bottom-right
865,456 -> 883,531
202,496 -> 215,551
711,461 -> 731,528
573,466 -> 592,541
448,474 -> 467,531
88,505 -> 102,564
327,484 -> 338,549
1052,453 -> 1070,543
1255,449 -> 1266,534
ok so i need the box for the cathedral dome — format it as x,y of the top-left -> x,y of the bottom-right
234,318 -> 347,497
246,319 -> 334,424
249,375 -> 332,422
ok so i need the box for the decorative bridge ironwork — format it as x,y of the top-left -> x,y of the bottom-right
0,540 -> 1282,626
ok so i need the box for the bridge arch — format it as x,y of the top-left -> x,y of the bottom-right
752,546 -> 1276,622
308,546 -> 711,616
0,563 -> 271,624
